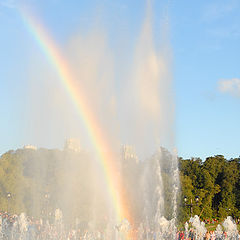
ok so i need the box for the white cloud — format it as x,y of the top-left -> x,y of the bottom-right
218,78 -> 240,97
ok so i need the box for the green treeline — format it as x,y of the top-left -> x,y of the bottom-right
0,148 -> 239,225
179,155 -> 240,222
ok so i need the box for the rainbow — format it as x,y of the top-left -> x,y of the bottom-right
20,7 -> 131,225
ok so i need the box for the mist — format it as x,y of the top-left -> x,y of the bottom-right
16,1 -> 179,234
26,3 -> 175,160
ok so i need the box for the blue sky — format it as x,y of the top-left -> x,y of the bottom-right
0,0 -> 239,160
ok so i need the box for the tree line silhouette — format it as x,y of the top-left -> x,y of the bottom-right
0,147 -> 239,226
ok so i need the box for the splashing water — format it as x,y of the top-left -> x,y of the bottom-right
189,215 -> 207,240
215,224 -> 223,239
222,216 -> 238,239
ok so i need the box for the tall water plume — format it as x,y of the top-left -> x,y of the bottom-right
13,0 -> 180,237
120,0 -> 179,231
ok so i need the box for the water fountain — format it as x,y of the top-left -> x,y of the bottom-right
4,1 -> 181,239
215,224 -> 223,239
189,215 -> 207,240
222,216 -> 239,239
0,212 -> 239,239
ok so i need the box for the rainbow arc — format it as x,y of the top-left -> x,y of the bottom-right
20,7 -> 131,225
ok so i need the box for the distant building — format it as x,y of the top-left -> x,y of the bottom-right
64,138 -> 81,152
121,145 -> 139,163
23,145 -> 37,150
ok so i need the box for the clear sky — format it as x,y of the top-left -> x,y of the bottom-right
0,0 -> 239,160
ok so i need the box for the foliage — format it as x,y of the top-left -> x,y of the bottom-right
178,155 -> 240,222
0,147 -> 239,225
